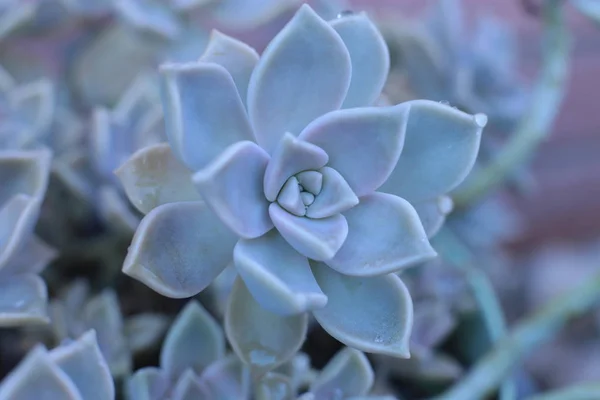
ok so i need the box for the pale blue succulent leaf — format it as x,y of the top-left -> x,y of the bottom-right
310,348 -> 374,398
311,262 -> 413,358
247,4 -> 351,153
380,100 -> 485,202
256,372 -> 293,400
296,171 -> 323,196
571,0 -> 600,24
234,230 -> 327,315
210,0 -> 300,30
170,369 -> 211,400
0,234 -> 56,276
113,0 -> 181,39
0,149 -> 51,207
305,167 -> 358,219
199,30 -> 259,106
269,203 -> 348,261
49,331 -> 115,400
116,143 -> 202,215
165,26 -> 211,63
263,132 -> 328,202
0,346 -> 82,400
0,195 -> 42,271
299,106 -> 409,197
330,13 -> 389,108
412,196 -> 454,239
225,278 -> 308,376
327,193 -> 436,276
199,354 -> 247,399
192,141 -> 273,239
127,367 -> 170,400
125,313 -> 169,354
160,300 -> 225,377
0,273 -> 48,326
122,201 -> 237,298
160,62 -> 254,171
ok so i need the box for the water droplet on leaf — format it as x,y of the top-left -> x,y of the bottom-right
474,113 -> 488,128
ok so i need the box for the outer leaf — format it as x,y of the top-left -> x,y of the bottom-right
0,274 -> 48,326
49,331 -> 115,400
126,367 -> 170,400
299,106 -> 409,197
225,278 -> 308,376
192,141 -> 273,239
247,4 -> 351,153
330,13 -> 390,108
0,234 -> 56,276
113,0 -> 181,39
310,348 -> 374,398
327,193 -> 436,276
160,62 -> 254,170
160,301 -> 225,377
0,195 -> 41,270
380,100 -> 485,202
116,143 -> 201,215
199,354 -> 247,399
0,346 -> 82,400
122,201 -> 237,298
311,263 -> 413,358
234,230 -> 327,315
412,196 -> 453,238
0,149 -> 51,207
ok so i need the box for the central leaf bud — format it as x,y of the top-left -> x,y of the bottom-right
276,170 -> 323,217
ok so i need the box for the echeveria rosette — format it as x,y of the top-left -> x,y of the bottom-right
117,5 -> 485,364
0,330 -> 114,400
0,148 -> 56,326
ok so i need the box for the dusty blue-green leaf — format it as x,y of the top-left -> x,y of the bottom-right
0,346 -> 82,400
247,4 -> 351,153
225,278 -> 308,376
256,372 -> 293,400
0,274 -> 48,326
327,192 -> 436,276
160,62 -> 254,171
330,12 -> 389,108
192,141 -> 273,239
380,100 -> 485,202
170,369 -> 210,400
123,201 -> 237,298
311,262 -> 413,358
299,106 -> 409,197
160,300 -> 225,378
210,0 -> 300,30
49,331 -> 115,400
234,230 -> 327,315
127,367 -> 170,400
125,313 -> 169,354
311,348 -> 373,398
305,167 -> 358,219
116,143 -> 201,215
412,196 -> 454,238
0,149 -> 51,207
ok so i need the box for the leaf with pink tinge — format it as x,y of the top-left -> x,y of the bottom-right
269,203 -> 348,262
311,262 -> 413,358
306,167 -> 358,219
193,141 -> 273,239
299,106 -> 409,197
122,201 -> 237,298
116,143 -> 201,215
234,230 -> 327,315
225,278 -> 308,376
263,132 -> 328,202
327,193 -> 436,276
247,4 -> 351,153
160,62 -> 254,171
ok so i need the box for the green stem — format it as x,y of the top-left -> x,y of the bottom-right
526,383 -> 600,400
432,268 -> 600,400
432,228 -> 515,400
453,0 -> 570,208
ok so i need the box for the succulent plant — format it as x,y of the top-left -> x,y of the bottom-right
0,148 -> 55,326
0,330 -> 114,399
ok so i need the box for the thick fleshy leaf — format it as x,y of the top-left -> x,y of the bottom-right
210,0 -> 300,30
0,235 -> 56,276
306,167 -> 358,219
113,0 -> 181,39
234,230 -> 327,315
0,274 -> 48,326
256,372 -> 293,400
274,352 -> 312,392
116,143 -> 202,215
269,203 -> 348,261
160,62 -> 254,170
296,170 -> 322,195
193,141 -> 273,239
412,196 -> 454,238
277,177 -> 306,216
199,354 -> 247,399
310,348 -> 373,398
379,100 -> 486,202
160,301 -> 225,377
199,30 -> 259,105
125,313 -> 169,353
0,346 -> 82,400
247,4 -> 351,153
327,193 -> 436,276
0,149 -> 51,207
330,13 -> 389,108
311,262 -> 413,358
263,132 -> 328,202
49,331 -> 115,400
127,367 -> 170,400
122,201 -> 237,298
299,106 -> 409,197
0,195 -> 42,271
225,278 -> 308,376
170,369 -> 210,400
